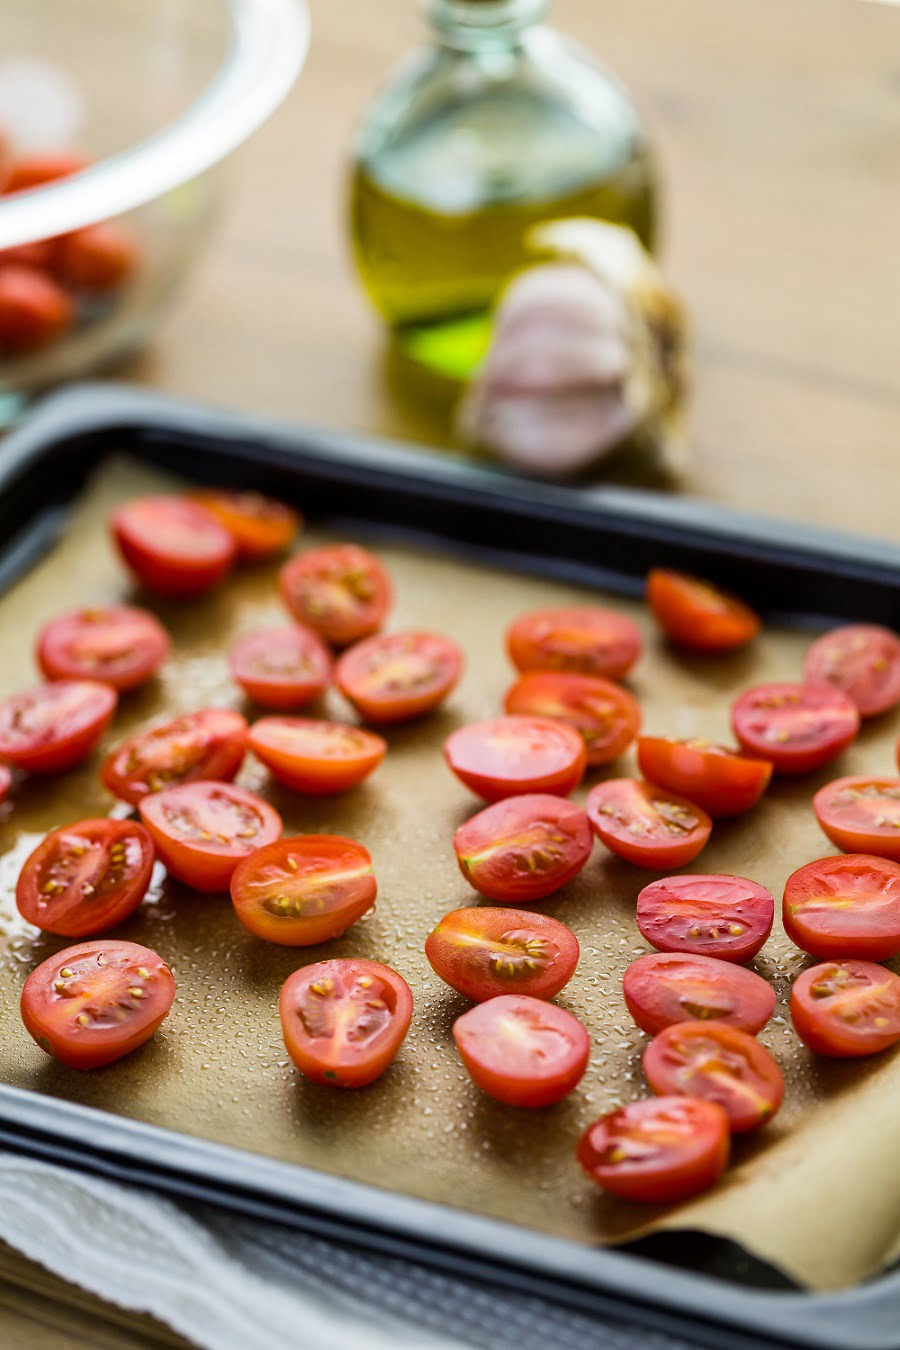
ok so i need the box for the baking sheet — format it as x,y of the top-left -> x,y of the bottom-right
0,457 -> 898,1293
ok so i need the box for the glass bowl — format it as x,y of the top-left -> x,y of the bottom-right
0,0 -> 309,399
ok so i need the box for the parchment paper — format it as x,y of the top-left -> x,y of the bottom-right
0,457 -> 897,1293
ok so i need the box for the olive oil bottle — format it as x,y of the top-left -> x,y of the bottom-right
348,0 -> 658,380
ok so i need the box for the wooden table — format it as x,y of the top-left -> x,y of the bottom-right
6,0 -> 900,1344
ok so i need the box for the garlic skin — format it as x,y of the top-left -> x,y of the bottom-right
457,218 -> 688,477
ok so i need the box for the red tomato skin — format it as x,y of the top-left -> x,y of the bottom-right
453,995 -> 590,1107
646,569 -> 760,653
731,683 -> 859,776
16,819 -> 155,938
636,737 -> 772,818
53,221 -> 139,292
790,959 -> 900,1057
111,496 -> 236,598
0,265 -> 73,353
505,606 -> 642,680
782,853 -> 900,960
585,779 -> 712,870
229,626 -> 332,710
636,874 -> 774,964
279,545 -> 393,647
0,681 -> 116,774
335,630 -> 464,724
101,709 -> 248,805
578,1096 -> 731,1204
247,717 -> 386,795
279,958 -> 412,1087
21,939 -> 175,1069
0,763 -> 11,803
444,716 -> 587,803
623,953 -> 776,1036
803,625 -> 900,719
453,794 -> 593,903
5,152 -> 89,192
504,671 -> 641,766
192,491 -> 301,561
230,835 -> 376,946
37,606 -> 170,692
643,1021 -> 784,1133
139,781 -> 283,892
812,776 -> 900,862
425,906 -> 580,1002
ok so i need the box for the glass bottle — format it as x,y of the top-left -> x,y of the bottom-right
348,0 -> 658,380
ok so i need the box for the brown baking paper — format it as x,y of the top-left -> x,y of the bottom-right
0,457 -> 898,1292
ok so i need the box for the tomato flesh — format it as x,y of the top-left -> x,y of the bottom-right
453,994 -> 590,1107
453,794 -> 593,903
636,736 -> 771,818
646,569 -> 759,653
139,780 -> 282,892
782,853 -> 900,960
192,490 -> 300,561
229,626 -> 332,710
504,671 -> 640,766
731,682 -> 859,775
21,939 -> 175,1069
247,717 -> 386,795
425,906 -> 579,1002
101,708 -> 247,805
231,835 -> 376,945
279,957 -> 412,1087
111,496 -> 236,598
643,1021 -> 784,1132
444,716 -> 586,802
37,605 -> 170,691
279,544 -> 392,647
16,818 -> 155,938
0,680 -> 116,773
623,952 -> 775,1036
335,630 -> 463,724
505,605 -> 642,680
578,1096 -> 730,1204
586,779 -> 712,870
813,776 -> 900,862
791,959 -> 900,1058
803,624 -> 900,718
636,874 -> 774,964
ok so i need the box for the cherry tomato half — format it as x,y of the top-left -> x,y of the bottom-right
444,716 -> 586,803
0,265 -> 73,353
504,671 -> 640,766
505,605 -> 642,681
230,835 -> 376,945
280,957 -> 412,1087
101,709 -> 248,805
140,781 -> 282,892
21,939 -> 175,1069
812,776 -> 900,862
110,496 -> 236,598
578,1096 -> 730,1204
425,906 -> 579,1002
0,681 -> 116,774
586,780 -> 712,870
731,683 -> 859,776
16,818 -> 155,938
247,717 -> 386,795
453,794 -> 593,904
192,490 -> 301,561
791,959 -> 900,1058
53,222 -> 139,293
279,544 -> 392,647
5,152 -> 89,192
636,874 -> 774,964
229,626 -> 332,710
643,1021 -> 784,1133
335,630 -> 463,724
803,625 -> 900,719
783,853 -> 900,960
646,569 -> 759,653
623,952 -> 775,1036
636,736 -> 772,819
37,606 -> 170,692
453,995 -> 590,1108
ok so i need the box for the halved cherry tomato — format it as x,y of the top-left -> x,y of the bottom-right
731,682 -> 859,775
791,959 -> 900,1057
16,818 -> 155,938
813,776 -> 900,861
453,994 -> 589,1107
646,569 -> 759,653
505,606 -> 642,681
335,630 -> 463,724
110,496 -> 236,598
192,490 -> 301,562
504,672 -> 640,766
37,606 -> 170,692
636,736 -> 772,818
140,781 -> 282,892
444,716 -> 586,802
21,939 -> 175,1069
53,222 -> 139,293
453,794 -> 592,903
643,1021 -> 784,1132
101,709 -> 248,805
279,957 -> 412,1087
636,874 -> 774,963
247,717 -> 386,795
586,779 -> 712,870
230,835 -> 376,945
578,1096 -> 730,1204
783,853 -> 900,959
803,625 -> 900,719
229,626 -> 332,710
279,544 -> 392,647
425,906 -> 579,1002
0,681 -> 116,773
5,152 -> 89,192
0,265 -> 73,353
623,952 -> 775,1036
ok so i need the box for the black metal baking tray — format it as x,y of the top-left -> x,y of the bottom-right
0,381 -> 899,1350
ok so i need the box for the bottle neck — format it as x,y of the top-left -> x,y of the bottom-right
425,0 -> 548,52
